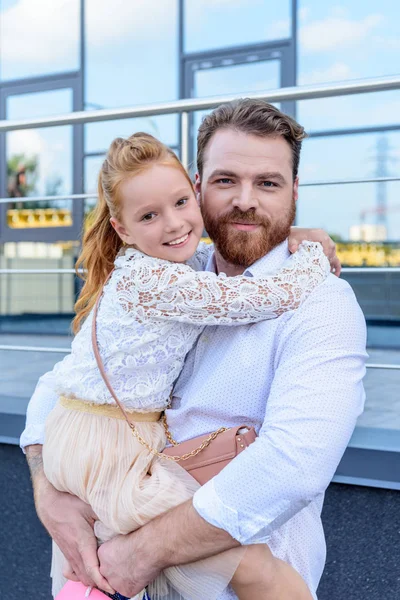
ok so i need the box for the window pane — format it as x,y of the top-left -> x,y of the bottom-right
0,242 -> 78,316
298,1 -> 400,86
298,90 -> 400,132
357,346 -> 400,431
191,60 -> 281,172
297,132 -> 400,243
85,115 -> 178,155
0,0 -> 80,80
6,89 -> 73,227
85,0 -> 178,110
184,0 -> 291,53
194,60 -> 280,98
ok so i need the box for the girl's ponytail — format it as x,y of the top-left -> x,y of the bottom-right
72,175 -> 122,333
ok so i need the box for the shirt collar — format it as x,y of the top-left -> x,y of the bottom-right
205,239 -> 290,277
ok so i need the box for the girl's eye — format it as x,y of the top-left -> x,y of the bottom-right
142,212 -> 156,221
176,197 -> 188,207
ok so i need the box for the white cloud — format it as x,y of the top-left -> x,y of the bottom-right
265,19 -> 290,40
85,0 -> 175,47
299,91 -> 400,133
299,13 -> 384,53
0,0 -> 175,75
374,35 -> 400,51
0,0 -> 79,75
299,7 -> 310,22
299,62 -> 354,85
8,130 -> 44,157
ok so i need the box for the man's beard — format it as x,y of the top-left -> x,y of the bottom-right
202,201 -> 296,267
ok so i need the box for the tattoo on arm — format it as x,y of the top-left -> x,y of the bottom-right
25,445 -> 44,481
27,453 -> 44,479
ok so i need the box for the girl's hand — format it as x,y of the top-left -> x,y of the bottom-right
288,227 -> 341,276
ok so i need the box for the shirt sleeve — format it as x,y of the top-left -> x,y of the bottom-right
19,367 -> 60,452
192,279 -> 368,544
118,242 -> 330,326
185,241 -> 214,272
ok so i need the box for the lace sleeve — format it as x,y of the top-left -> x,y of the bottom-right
116,242 -> 330,326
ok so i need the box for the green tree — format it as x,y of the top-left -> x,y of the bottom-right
7,153 -> 39,208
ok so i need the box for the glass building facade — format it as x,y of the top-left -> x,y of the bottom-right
0,0 -> 399,486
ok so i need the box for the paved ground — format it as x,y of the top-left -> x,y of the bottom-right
1,443 -> 400,600
1,328 -> 400,599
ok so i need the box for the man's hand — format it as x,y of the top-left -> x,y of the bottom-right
26,445 -> 114,594
288,227 -> 341,276
98,531 -> 160,598
98,499 -> 239,598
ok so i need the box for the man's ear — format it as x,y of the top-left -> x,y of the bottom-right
110,217 -> 132,244
293,176 -> 299,203
194,174 -> 201,204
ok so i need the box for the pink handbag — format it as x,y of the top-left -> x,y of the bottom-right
55,581 -> 109,599
92,276 -> 257,485
162,425 -> 256,485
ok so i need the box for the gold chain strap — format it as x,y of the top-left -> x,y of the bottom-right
92,280 -> 229,461
161,413 -> 180,446
128,414 -> 229,462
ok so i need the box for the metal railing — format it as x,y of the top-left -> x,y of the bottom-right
0,75 -> 400,367
1,74 -> 400,131
1,176 -> 400,206
1,74 -> 400,170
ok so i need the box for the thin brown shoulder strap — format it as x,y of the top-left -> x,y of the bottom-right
91,270 -> 133,426
91,269 -> 229,463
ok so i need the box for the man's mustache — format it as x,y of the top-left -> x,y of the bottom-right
220,208 -> 270,227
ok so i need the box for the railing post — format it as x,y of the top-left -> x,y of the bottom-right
180,111 -> 189,171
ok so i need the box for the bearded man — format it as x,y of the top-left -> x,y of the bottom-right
23,99 -> 367,600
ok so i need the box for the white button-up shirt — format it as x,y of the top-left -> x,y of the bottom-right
167,240 -> 367,599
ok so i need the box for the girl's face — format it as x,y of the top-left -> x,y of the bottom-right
111,163 -> 204,262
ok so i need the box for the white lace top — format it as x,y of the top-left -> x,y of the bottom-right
49,241 -> 329,411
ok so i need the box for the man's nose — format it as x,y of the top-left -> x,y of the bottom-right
232,186 -> 259,212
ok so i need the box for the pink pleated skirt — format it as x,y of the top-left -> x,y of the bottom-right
43,399 -> 243,600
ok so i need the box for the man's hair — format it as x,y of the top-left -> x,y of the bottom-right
197,99 -> 307,180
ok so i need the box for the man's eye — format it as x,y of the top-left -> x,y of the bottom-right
217,178 -> 233,184
262,181 -> 276,188
176,197 -> 188,207
142,212 -> 156,221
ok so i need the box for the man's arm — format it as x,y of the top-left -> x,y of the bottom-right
21,367 -> 61,450
25,443 -> 114,593
98,499 -> 238,596
98,278 -> 367,597
23,370 -> 114,593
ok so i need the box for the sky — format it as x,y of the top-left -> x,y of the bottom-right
0,0 -> 399,240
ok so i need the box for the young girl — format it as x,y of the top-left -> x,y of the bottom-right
40,133 -> 330,600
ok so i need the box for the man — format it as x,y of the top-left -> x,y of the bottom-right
23,100 -> 366,599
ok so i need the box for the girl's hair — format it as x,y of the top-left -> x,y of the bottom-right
73,132 -> 193,333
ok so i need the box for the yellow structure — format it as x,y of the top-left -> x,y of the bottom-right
336,242 -> 400,267
7,208 -> 72,228
5,209 -> 400,266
